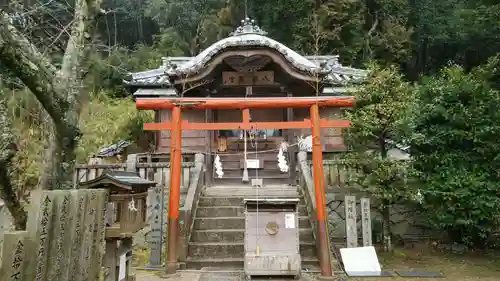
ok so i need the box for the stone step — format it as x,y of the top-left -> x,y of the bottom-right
185,257 -> 320,270
198,196 -> 306,207
217,152 -> 281,161
188,242 -> 316,259
218,160 -> 285,170
213,175 -> 290,182
196,205 -> 308,218
211,178 -> 292,186
191,228 -> 315,243
203,186 -> 299,197
205,185 -> 297,188
218,169 -> 289,178
198,196 -> 244,206
205,185 -> 298,191
193,216 -> 311,230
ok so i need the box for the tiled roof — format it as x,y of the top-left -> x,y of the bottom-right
78,171 -> 156,189
124,18 -> 367,88
125,56 -> 366,87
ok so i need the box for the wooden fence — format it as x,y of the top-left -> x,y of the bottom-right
0,189 -> 108,281
73,158 -> 195,189
306,159 -> 353,188
72,154 -> 204,269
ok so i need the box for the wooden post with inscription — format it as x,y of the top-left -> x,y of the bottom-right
345,195 -> 358,248
0,231 -> 28,281
360,197 -> 373,247
0,189 -> 108,281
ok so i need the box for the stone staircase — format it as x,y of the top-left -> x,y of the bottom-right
185,184 -> 320,270
213,153 -> 290,186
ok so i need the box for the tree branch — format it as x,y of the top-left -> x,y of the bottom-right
0,0 -> 103,190
39,0 -> 102,190
0,12 -> 66,127
0,99 -> 27,230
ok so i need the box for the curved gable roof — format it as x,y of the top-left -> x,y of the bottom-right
124,18 -> 367,89
172,33 -> 321,75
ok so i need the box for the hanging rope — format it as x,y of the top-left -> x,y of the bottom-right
180,139 -> 306,156
254,126 -> 261,256
242,127 -> 249,182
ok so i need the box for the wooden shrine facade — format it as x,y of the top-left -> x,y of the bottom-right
127,18 -> 365,278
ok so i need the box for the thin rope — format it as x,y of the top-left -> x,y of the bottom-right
182,141 -> 301,156
254,119 -> 260,256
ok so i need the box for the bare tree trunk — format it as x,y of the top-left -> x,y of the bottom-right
0,0 -> 103,228
0,100 -> 28,230
39,131 -> 59,190
382,203 -> 393,252
1,0 -> 102,190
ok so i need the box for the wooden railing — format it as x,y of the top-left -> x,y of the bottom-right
305,158 -> 352,189
177,154 -> 205,265
297,152 -> 318,243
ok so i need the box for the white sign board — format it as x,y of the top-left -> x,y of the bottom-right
285,213 -> 295,229
118,254 -> 127,280
340,246 -> 381,276
246,159 -> 260,169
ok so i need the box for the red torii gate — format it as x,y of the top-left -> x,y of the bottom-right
136,96 -> 355,278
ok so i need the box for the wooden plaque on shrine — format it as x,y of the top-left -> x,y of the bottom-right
222,71 -> 274,86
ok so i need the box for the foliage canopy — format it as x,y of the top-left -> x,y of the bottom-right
411,61 -> 500,246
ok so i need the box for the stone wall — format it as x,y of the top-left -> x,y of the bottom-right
325,191 -> 427,246
297,151 -> 429,248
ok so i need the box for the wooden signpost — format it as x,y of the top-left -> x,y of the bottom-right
222,71 -> 274,86
345,195 -> 358,248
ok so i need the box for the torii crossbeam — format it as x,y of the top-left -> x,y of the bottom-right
136,96 -> 355,278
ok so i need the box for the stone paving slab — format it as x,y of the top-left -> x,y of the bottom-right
135,270 -> 340,281
198,272 -> 322,281
135,271 -> 201,281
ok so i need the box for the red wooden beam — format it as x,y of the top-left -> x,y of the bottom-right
143,119 -> 350,131
165,106 -> 182,274
242,108 -> 251,123
136,96 -> 355,110
310,103 -> 333,276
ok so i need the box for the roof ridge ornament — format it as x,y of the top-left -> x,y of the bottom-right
230,17 -> 268,36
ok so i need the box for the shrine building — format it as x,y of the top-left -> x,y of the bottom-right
124,18 -> 367,185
